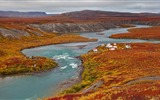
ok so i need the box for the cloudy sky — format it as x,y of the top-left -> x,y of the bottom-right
0,0 -> 159,14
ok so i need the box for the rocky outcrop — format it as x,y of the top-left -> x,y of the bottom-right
0,28 -> 30,39
30,22 -> 116,34
29,11 -> 160,34
1,20 -> 159,39
27,29 -> 43,36
30,20 -> 160,34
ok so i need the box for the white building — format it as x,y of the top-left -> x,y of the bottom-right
93,48 -> 98,52
113,45 -> 117,48
110,47 -> 116,51
106,43 -> 113,48
101,44 -> 105,46
125,44 -> 131,49
33,64 -> 36,67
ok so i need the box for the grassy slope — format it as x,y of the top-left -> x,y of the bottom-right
48,26 -> 160,100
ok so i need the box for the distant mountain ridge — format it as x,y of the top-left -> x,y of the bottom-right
62,10 -> 160,19
0,11 -> 47,17
0,10 -> 159,18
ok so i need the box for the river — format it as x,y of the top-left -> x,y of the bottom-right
0,25 -> 156,99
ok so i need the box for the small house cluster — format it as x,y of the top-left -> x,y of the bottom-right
105,43 -> 117,51
92,43 -> 132,52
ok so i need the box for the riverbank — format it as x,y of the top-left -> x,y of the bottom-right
48,26 -> 160,100
49,43 -> 160,100
110,26 -> 160,40
0,34 -> 96,76
57,57 -> 84,94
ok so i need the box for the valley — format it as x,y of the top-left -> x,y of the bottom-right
0,10 -> 160,99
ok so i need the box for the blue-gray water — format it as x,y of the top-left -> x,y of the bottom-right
0,25 -> 157,100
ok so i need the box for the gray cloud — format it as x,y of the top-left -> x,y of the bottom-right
0,0 -> 159,14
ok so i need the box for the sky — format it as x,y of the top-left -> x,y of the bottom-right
0,0 -> 159,14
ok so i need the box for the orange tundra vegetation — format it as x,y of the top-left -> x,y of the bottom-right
0,23 -> 96,76
48,43 -> 160,100
110,26 -> 160,40
0,14 -> 160,24
3,13 -> 155,76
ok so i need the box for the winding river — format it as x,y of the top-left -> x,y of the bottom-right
0,25 -> 157,99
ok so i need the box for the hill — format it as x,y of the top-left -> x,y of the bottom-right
62,10 -> 160,19
0,11 -> 47,17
